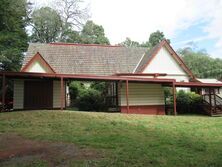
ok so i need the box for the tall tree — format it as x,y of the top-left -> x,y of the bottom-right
141,30 -> 170,48
119,37 -> 140,47
148,30 -> 170,47
30,7 -> 62,43
0,0 -> 29,71
178,47 -> 222,79
80,20 -> 110,44
118,30 -> 170,48
55,0 -> 89,41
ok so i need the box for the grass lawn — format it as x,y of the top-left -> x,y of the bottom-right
0,111 -> 222,167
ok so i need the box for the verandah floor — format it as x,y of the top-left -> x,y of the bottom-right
0,110 -> 222,167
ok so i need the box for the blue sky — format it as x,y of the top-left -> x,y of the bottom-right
171,21 -> 215,53
32,0 -> 222,58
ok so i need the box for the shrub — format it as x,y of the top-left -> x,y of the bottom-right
176,90 -> 202,114
76,88 -> 107,111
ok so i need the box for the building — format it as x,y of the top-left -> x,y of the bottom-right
1,40 -> 222,115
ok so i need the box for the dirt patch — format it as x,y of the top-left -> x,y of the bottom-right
0,133 -> 103,166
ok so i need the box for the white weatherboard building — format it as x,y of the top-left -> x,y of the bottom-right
2,40 -> 222,115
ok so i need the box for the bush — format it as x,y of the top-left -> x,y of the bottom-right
176,90 -> 202,114
69,81 -> 108,111
76,88 -> 107,111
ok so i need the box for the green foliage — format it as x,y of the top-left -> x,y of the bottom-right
80,20 -> 110,44
69,81 -> 107,111
30,7 -> 62,43
0,0 -> 29,71
176,90 -> 202,114
60,29 -> 82,43
69,81 -> 84,100
76,88 -> 107,111
90,82 -> 106,92
118,30 -> 169,49
179,47 -> 222,79
164,87 -> 171,98
119,37 -> 140,47
148,30 -> 165,47
148,30 -> 170,47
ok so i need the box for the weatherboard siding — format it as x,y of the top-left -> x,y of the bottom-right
53,80 -> 65,108
119,83 -> 165,106
13,80 -> 24,109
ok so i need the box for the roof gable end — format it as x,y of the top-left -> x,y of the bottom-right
21,52 -> 56,73
135,40 -> 195,79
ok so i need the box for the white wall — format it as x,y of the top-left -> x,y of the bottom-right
143,46 -> 189,82
119,83 -> 165,106
27,61 -> 47,73
13,80 -> 24,109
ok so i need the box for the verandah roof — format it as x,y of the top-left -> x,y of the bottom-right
1,72 -> 222,88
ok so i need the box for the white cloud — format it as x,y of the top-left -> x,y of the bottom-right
90,0 -> 222,57
204,1 -> 222,47
90,0 -> 214,43
30,0 -> 222,57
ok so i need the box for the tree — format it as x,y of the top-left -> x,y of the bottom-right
141,30 -> 170,48
117,30 -> 169,48
30,7 -> 62,43
149,30 -> 164,47
148,30 -> 170,47
178,47 -> 222,79
0,0 -> 29,71
119,37 -> 140,47
80,20 -> 110,44
60,29 -> 82,43
55,0 -> 89,41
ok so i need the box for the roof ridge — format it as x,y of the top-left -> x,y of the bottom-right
49,42 -> 123,48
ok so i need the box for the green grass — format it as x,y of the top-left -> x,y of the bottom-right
1,111 -> 222,166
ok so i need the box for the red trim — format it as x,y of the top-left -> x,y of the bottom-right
0,71 -> 175,83
164,41 -> 195,79
21,52 -> 56,73
121,105 -> 165,115
139,39 -> 196,79
173,83 -> 177,115
50,42 -> 122,48
60,77 -> 64,110
2,71 -> 222,87
175,82 -> 222,88
114,73 -> 167,76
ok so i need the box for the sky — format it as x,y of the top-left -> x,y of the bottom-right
32,0 -> 222,58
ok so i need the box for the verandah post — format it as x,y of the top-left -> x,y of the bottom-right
126,80 -> 129,113
213,88 -> 216,114
209,88 -> 212,115
60,77 -> 64,110
173,83 -> 177,115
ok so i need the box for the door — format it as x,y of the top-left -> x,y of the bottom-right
24,80 -> 53,109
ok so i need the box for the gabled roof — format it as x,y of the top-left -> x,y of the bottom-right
23,43 -> 147,76
134,39 -> 195,79
21,52 -> 56,73
23,41 -> 195,78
